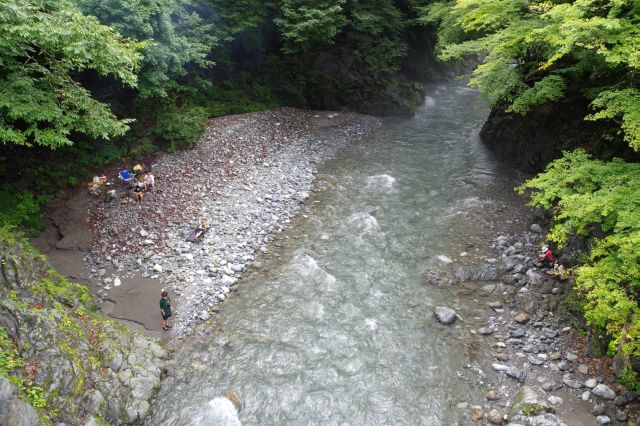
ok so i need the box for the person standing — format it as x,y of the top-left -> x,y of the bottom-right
160,290 -> 172,331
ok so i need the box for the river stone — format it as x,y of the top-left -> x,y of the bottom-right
514,313 -> 530,324
530,224 -> 543,233
488,301 -> 503,309
592,384 -> 616,400
479,327 -> 494,335
530,413 -> 568,426
528,355 -> 544,366
615,410 -> 627,421
487,409 -> 504,424
547,395 -> 563,405
153,264 -> 163,273
486,389 -> 499,400
562,378 -> 583,389
434,306 -> 457,324
585,379 -> 598,388
199,311 -> 210,321
596,415 -> 611,425
509,386 -> 552,418
565,352 -> 578,361
471,405 -> 483,421
591,404 -> 605,415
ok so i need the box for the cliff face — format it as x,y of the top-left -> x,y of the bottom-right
479,97 -> 635,173
0,236 -> 167,425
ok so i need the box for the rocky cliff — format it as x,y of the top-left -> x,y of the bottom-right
0,234 -> 167,425
479,97 -> 636,173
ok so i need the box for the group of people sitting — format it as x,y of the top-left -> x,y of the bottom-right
119,163 -> 155,205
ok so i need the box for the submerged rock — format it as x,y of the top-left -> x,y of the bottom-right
434,306 -> 457,324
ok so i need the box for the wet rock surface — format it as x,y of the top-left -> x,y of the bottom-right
437,225 -> 640,425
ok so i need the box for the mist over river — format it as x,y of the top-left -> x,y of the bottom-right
151,83 -> 531,425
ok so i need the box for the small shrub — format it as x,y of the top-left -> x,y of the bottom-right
152,105 -> 208,150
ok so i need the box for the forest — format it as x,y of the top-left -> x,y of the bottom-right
1,0 -> 639,409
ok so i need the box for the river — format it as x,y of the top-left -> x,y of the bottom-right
150,83 -> 530,425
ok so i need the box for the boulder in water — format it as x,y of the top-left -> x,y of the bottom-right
434,306 -> 457,324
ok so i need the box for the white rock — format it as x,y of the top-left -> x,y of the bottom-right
199,311 -> 210,321
436,255 -> 453,264
592,384 -> 616,400
153,264 -> 163,273
113,277 -> 121,287
547,395 -> 563,405
222,275 -> 238,285
140,229 -> 149,237
492,363 -> 511,372
585,379 -> 598,388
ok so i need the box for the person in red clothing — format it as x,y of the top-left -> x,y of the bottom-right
538,244 -> 554,266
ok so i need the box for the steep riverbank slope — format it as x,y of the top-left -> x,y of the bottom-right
0,235 -> 167,425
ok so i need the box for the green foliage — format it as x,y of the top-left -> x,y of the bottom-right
618,367 -> 640,393
0,189 -> 49,233
426,0 -> 640,150
276,0 -> 348,54
0,0 -> 143,149
152,105 -> 208,151
0,328 -> 24,375
519,150 -> 640,356
80,0 -> 217,99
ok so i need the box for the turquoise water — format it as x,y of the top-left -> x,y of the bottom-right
151,83 -> 523,425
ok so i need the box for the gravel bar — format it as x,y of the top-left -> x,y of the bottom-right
85,108 -> 380,336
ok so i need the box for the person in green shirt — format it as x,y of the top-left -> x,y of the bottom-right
160,290 -> 172,331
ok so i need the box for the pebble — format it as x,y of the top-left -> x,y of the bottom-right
514,313 -> 530,323
596,415 -> 611,424
585,379 -> 598,388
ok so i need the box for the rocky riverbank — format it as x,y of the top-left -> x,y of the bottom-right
0,238 -> 167,425
73,108 -> 379,336
424,225 -> 639,425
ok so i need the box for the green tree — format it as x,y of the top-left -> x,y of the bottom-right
80,0 -> 217,98
519,150 -> 640,357
425,0 -> 640,148
0,0 -> 143,148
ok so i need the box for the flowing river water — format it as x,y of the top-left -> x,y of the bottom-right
151,83 -> 532,425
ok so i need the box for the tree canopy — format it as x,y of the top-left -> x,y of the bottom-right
424,0 -> 640,149
0,0 -> 143,148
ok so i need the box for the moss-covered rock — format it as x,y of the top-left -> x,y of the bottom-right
0,234 -> 168,425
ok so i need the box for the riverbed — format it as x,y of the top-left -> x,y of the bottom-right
148,83 -> 565,424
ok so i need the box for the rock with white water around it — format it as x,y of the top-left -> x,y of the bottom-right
591,384 -> 616,400
434,306 -> 457,324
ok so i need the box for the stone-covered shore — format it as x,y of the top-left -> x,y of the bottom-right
424,225 -> 639,425
80,108 -> 380,336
